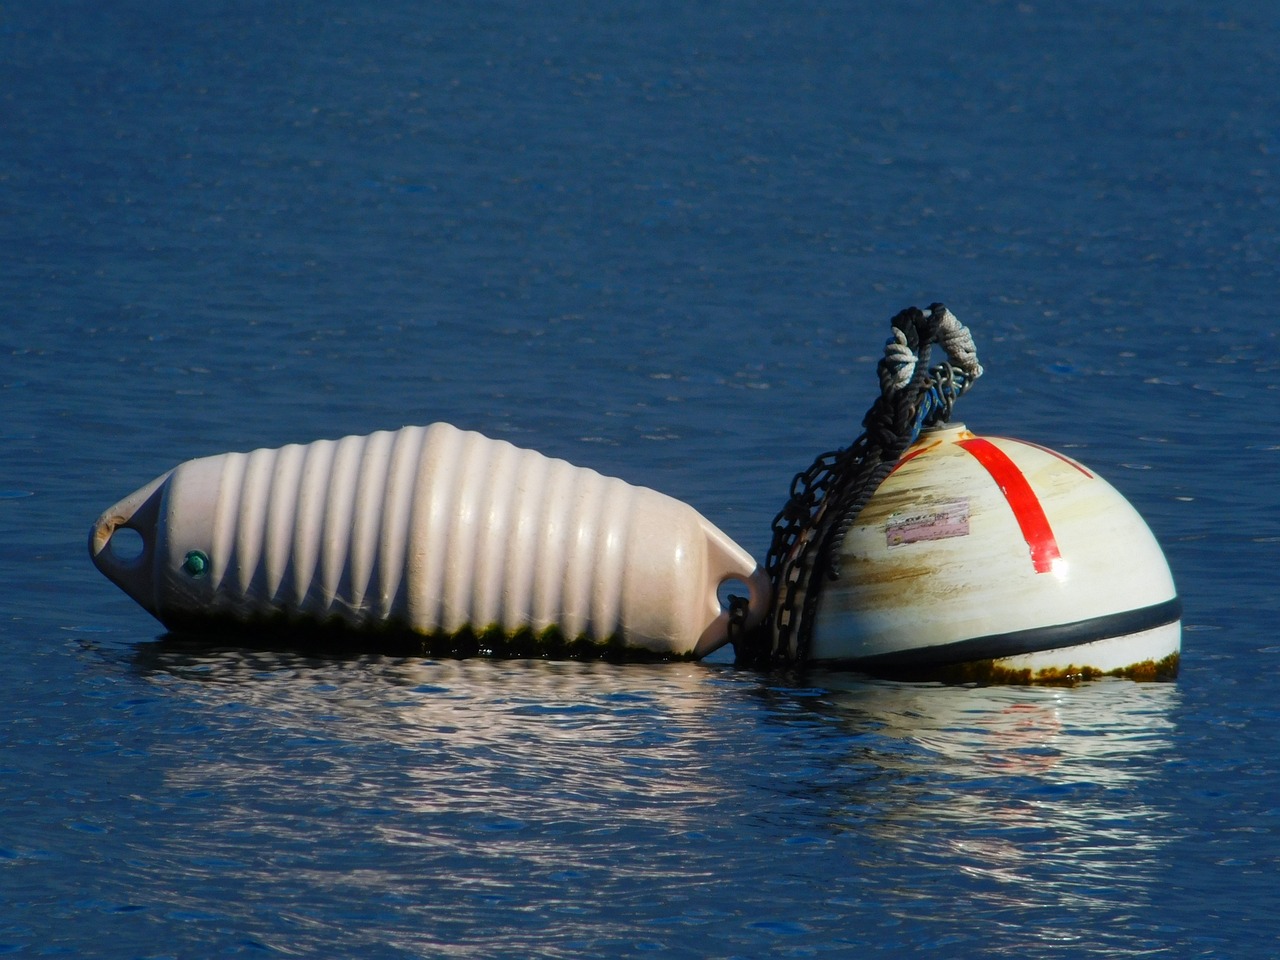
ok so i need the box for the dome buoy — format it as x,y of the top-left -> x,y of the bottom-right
737,303 -> 1181,683
806,423 -> 1180,681
89,422 -> 769,659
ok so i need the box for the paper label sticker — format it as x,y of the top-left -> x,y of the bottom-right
886,499 -> 970,546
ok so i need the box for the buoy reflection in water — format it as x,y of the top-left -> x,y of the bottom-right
122,642 -> 1181,957
807,672 -> 1180,930
131,646 -> 736,825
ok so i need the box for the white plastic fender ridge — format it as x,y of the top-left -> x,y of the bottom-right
807,423 -> 1181,680
89,423 -> 769,658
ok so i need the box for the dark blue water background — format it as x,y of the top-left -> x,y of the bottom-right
4,1 -> 1278,956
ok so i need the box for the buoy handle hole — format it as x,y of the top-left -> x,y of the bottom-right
106,526 -> 146,564
718,570 -> 771,620
717,578 -> 750,608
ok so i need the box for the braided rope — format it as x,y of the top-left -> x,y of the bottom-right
879,325 -> 918,394
934,306 -> 983,381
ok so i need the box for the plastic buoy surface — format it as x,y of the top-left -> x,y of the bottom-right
89,423 -> 768,658
808,423 -> 1180,681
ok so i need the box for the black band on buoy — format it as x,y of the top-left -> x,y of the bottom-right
832,596 -> 1183,672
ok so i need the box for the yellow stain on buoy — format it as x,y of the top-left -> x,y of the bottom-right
808,423 -> 1181,681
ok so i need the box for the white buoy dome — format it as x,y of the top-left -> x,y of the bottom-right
808,423 -> 1180,682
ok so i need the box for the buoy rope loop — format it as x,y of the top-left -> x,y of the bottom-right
933,305 -> 983,382
734,303 -> 982,668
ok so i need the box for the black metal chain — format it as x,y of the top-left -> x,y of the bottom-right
733,303 -> 981,668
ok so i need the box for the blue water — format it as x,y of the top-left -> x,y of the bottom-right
4,0 -> 1278,956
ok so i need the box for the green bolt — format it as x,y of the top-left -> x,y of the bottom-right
181,550 -> 210,578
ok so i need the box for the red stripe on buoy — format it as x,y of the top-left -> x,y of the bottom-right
888,440 -> 940,476
956,437 -> 1061,574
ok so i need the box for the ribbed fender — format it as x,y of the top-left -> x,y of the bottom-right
89,424 -> 768,657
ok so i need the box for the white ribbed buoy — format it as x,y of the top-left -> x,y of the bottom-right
89,423 -> 768,658
806,423 -> 1180,681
